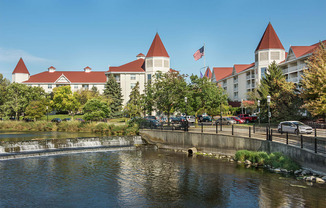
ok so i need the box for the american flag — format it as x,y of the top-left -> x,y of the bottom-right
193,46 -> 204,61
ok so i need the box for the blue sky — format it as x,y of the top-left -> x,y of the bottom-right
1,0 -> 325,80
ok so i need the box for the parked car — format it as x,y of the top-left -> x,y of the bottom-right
23,118 -> 34,122
201,116 -> 212,122
75,118 -> 85,123
186,115 -> 196,123
237,114 -> 257,123
142,119 -> 160,128
231,116 -> 245,124
277,121 -> 313,134
144,115 -> 156,120
170,117 -> 182,124
215,117 -> 236,125
62,118 -> 71,122
51,118 -> 62,123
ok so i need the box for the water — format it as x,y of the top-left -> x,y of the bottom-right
0,149 -> 325,207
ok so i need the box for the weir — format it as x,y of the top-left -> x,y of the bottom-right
0,136 -> 143,159
140,130 -> 326,174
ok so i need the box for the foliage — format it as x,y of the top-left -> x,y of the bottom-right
152,71 -> 188,122
235,150 -> 300,171
103,74 -> 123,117
25,100 -> 48,120
82,98 -> 111,121
125,82 -> 142,118
256,61 -> 302,122
0,74 -> 10,117
74,89 -> 99,108
51,86 -> 80,118
188,75 -> 228,118
300,42 -> 326,118
140,82 -> 154,115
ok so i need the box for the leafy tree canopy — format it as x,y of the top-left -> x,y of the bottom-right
83,98 -> 111,121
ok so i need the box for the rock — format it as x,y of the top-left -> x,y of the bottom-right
274,168 -> 281,173
244,160 -> 252,165
253,163 -> 258,167
281,169 -> 288,173
208,153 -> 213,156
237,161 -> 242,164
321,176 -> 326,181
303,176 -> 307,180
316,178 -> 325,184
301,170 -> 311,175
294,169 -> 302,175
229,158 -> 234,162
305,176 -> 315,182
245,164 -> 251,168
306,182 -> 313,186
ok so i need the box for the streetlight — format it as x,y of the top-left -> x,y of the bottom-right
257,100 -> 261,124
267,95 -> 271,140
46,106 -> 49,122
185,97 -> 188,131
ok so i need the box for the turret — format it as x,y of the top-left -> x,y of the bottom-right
12,58 -> 30,83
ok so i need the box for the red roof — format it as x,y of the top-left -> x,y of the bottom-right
204,67 -> 212,78
234,63 -> 255,73
12,58 -> 30,74
169,68 -> 178,73
23,71 -> 107,83
146,33 -> 169,57
290,40 -> 326,58
255,23 -> 284,51
109,59 -> 145,73
212,67 -> 233,82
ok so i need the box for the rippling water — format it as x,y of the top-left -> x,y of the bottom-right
0,149 -> 325,207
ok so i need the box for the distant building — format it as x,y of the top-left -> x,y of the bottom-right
212,22 -> 325,103
12,33 -> 175,106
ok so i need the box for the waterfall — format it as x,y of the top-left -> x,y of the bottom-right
0,136 -> 143,154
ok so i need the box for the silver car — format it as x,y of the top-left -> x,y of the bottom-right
277,121 -> 313,134
186,116 -> 196,123
215,117 -> 236,125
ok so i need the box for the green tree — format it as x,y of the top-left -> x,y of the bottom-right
300,43 -> 326,118
152,71 -> 188,124
140,82 -> 154,115
51,86 -> 80,119
257,61 -> 302,122
188,75 -> 228,120
103,74 -> 123,117
25,100 -> 47,120
0,74 -> 10,117
74,89 -> 99,109
3,83 -> 30,119
125,82 -> 141,118
83,98 -> 111,121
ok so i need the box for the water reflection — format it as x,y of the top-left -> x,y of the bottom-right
0,149 -> 325,207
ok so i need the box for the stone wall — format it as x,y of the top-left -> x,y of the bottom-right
140,130 -> 326,174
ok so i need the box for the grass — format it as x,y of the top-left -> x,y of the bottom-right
235,150 -> 300,171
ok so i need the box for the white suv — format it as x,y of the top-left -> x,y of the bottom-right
277,121 -> 313,134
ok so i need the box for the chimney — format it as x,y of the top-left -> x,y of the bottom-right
48,66 -> 56,73
84,66 -> 91,73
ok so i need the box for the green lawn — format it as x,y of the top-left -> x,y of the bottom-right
40,114 -> 85,121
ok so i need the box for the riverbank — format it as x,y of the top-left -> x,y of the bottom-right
0,121 -> 138,136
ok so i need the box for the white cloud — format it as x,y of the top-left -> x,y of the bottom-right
0,47 -> 50,63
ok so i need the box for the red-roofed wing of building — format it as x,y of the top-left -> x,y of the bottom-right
23,71 -> 107,83
108,59 -> 145,73
233,63 -> 255,73
146,33 -> 169,57
12,58 -> 30,74
204,67 -> 212,79
290,40 -> 326,59
212,67 -> 233,82
255,23 -> 284,51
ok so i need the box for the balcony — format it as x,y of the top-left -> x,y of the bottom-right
282,68 -> 288,73
233,79 -> 238,84
234,87 -> 238,92
251,83 -> 255,88
288,66 -> 298,73
251,74 -> 255,79
289,77 -> 298,83
246,75 -> 250,80
297,64 -> 308,71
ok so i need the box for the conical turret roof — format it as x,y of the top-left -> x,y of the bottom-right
146,33 -> 169,57
12,58 -> 30,74
255,23 -> 284,51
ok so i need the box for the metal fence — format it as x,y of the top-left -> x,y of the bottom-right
140,122 -> 326,155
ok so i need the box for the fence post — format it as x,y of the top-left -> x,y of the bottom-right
296,124 -> 299,135
253,124 -> 255,133
201,122 -> 203,133
266,127 -> 269,140
314,123 -> 317,138
249,127 -> 251,138
281,123 -> 283,135
301,135 -> 303,148
286,132 -> 288,144
232,125 -> 234,136
270,129 -> 273,141
216,122 -> 218,134
220,122 -> 222,131
172,123 -> 174,131
315,137 -> 317,153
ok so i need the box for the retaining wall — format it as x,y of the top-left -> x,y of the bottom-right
140,130 -> 326,174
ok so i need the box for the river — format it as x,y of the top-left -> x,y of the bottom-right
0,147 -> 325,207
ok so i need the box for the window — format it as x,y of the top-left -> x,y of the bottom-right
38,84 -> 40,87
82,84 -> 89,89
271,51 -> 280,60
261,67 -> 267,79
259,52 -> 268,61
114,74 -> 120,82
48,84 -> 52,89
146,59 -> 153,67
131,83 -> 136,89
74,85 -> 78,89
130,74 -> 136,80
233,76 -> 238,83
147,74 -> 151,81
154,59 -> 162,67
164,60 -> 169,68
